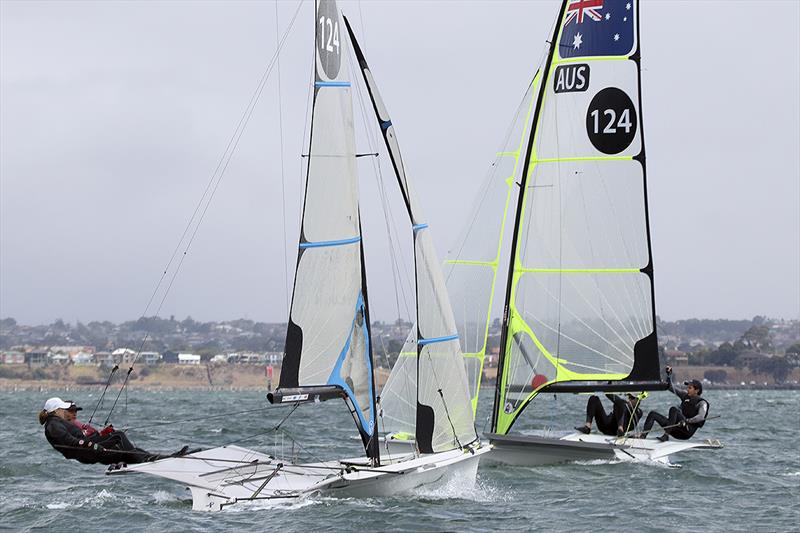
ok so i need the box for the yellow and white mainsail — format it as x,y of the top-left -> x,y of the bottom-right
272,0 -> 378,461
493,0 -> 663,435
345,18 -> 477,454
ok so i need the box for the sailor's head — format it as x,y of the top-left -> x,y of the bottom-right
42,397 -> 72,417
684,379 -> 703,396
64,400 -> 82,421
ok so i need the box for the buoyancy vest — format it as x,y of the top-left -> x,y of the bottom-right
680,396 -> 709,428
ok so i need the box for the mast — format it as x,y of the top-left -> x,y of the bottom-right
344,17 -> 477,454
491,0 -> 568,434
492,0 -> 664,435
270,0 -> 379,463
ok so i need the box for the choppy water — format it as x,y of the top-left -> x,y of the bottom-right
2,387 -> 798,531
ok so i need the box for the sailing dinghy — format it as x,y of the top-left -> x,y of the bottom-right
107,0 -> 488,510
434,0 -> 721,467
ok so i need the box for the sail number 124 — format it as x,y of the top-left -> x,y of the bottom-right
319,17 -> 340,55
585,87 -> 637,155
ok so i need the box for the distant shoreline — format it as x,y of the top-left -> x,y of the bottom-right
3,380 -> 798,393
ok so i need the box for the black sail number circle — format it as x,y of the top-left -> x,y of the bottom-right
585,87 -> 637,154
316,0 -> 341,79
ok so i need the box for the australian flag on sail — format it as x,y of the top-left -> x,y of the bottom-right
558,0 -> 635,58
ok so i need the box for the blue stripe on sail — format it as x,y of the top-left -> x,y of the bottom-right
328,293 -> 375,435
380,120 -> 392,130
299,236 -> 361,249
418,334 -> 459,346
315,81 -> 351,87
412,223 -> 429,232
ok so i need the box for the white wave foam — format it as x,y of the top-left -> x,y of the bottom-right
571,458 -> 623,466
46,502 -> 69,510
414,475 -> 509,503
781,471 -> 800,477
46,489 -> 117,510
83,488 -> 117,507
227,496 -> 319,513
152,490 -> 178,503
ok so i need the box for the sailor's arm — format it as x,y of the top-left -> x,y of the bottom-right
665,367 -> 688,401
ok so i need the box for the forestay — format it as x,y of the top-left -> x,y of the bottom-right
345,19 -> 476,454
495,0 -> 661,435
275,0 -> 377,459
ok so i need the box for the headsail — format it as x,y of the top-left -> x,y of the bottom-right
273,0 -> 378,460
493,0 -> 662,435
444,76 -> 539,416
367,79 -> 539,436
344,18 -> 477,454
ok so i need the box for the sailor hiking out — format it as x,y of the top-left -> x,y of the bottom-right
639,367 -> 710,442
575,393 -> 645,437
38,397 -> 189,465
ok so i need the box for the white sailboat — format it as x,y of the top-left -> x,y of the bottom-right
429,0 -> 720,467
107,0 -> 488,510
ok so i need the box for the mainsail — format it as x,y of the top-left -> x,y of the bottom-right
344,18 -> 477,454
272,0 -> 378,460
493,0 -> 662,435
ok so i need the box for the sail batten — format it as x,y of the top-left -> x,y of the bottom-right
493,0 -> 661,435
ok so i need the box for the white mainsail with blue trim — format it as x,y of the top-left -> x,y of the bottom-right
276,0 -> 377,459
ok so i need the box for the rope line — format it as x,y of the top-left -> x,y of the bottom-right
102,0 -> 305,425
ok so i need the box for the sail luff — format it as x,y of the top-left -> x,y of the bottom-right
492,0 -> 569,434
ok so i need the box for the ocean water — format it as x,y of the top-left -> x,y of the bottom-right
2,387 -> 798,532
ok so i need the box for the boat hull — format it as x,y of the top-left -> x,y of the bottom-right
107,443 -> 490,511
485,432 -> 722,467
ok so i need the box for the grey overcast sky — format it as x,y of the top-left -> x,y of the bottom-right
1,0 -> 798,326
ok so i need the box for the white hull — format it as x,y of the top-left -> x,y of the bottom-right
485,432 -> 722,467
107,442 -> 491,511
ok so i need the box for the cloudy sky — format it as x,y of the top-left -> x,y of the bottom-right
1,0 -> 798,325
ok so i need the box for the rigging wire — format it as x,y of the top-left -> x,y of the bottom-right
100,0 -> 306,425
275,0 -> 290,316
86,364 -> 118,425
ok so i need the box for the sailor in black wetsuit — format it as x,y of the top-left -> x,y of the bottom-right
39,397 -> 187,465
640,367 -> 709,442
575,393 -> 644,437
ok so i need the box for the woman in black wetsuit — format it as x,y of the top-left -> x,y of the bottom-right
39,397 -> 187,465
